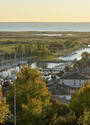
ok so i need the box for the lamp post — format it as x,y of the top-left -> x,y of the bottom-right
12,75 -> 17,125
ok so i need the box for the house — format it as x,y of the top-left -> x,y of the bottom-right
60,72 -> 90,87
49,72 -> 90,96
50,83 -> 80,95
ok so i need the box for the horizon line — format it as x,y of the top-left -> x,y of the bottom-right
0,21 -> 90,23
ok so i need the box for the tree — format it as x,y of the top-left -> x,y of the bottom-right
78,109 -> 90,125
0,89 -> 11,124
7,66 -> 51,125
65,66 -> 70,72
73,63 -> 79,71
49,100 -> 76,125
81,52 -> 90,60
53,117 -> 66,125
70,82 -> 90,117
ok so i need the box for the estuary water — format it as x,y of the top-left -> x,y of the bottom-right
59,47 -> 90,61
31,47 -> 90,69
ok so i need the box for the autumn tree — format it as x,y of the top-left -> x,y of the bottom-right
0,89 -> 11,124
7,66 -> 51,125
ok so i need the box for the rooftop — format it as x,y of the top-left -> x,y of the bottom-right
61,72 -> 90,80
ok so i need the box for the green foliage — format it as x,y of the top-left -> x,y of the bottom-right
51,100 -> 70,116
73,63 -> 79,70
65,66 -> 70,72
78,109 -> 90,125
7,66 -> 51,125
0,31 -> 83,61
54,117 -> 67,125
70,82 -> 90,117
81,52 -> 90,60
7,66 -> 77,125
49,100 -> 76,125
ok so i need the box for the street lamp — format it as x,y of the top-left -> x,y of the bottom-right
12,75 -> 17,125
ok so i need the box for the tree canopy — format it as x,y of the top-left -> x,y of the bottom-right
70,82 -> 90,117
78,109 -> 90,125
0,89 -> 11,124
7,66 -> 51,125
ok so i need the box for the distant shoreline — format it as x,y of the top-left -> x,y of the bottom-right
0,31 -> 90,33
0,22 -> 90,32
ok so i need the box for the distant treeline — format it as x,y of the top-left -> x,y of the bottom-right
3,42 -> 51,60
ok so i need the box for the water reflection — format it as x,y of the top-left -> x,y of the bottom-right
59,47 -> 90,61
36,34 -> 62,36
31,62 -> 70,70
31,47 -> 90,69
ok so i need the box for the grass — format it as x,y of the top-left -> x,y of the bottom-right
0,44 -> 15,53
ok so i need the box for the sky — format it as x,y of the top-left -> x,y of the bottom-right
0,0 -> 90,22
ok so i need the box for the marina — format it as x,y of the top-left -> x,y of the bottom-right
0,46 -> 90,86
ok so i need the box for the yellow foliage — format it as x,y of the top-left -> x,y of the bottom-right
22,98 -> 42,116
78,109 -> 90,125
77,82 -> 90,95
0,89 -> 11,124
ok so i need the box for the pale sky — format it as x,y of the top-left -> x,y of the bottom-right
0,0 -> 90,22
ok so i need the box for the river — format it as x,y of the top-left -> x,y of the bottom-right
31,47 -> 90,69
58,47 -> 90,61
